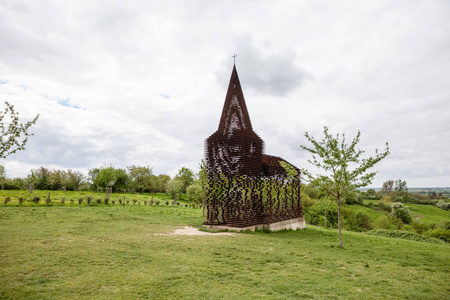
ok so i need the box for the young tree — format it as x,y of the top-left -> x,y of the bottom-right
1,102 -> 39,159
382,180 -> 394,195
394,179 -> 408,192
300,126 -> 389,248
175,167 -> 195,193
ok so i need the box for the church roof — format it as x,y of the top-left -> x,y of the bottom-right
217,65 -> 253,135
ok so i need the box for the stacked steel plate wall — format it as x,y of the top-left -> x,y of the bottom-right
205,65 -> 303,227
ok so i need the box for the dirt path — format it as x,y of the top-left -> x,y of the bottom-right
171,226 -> 235,236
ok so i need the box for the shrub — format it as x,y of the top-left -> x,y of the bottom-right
411,221 -> 429,235
61,197 -> 65,204
436,201 -> 450,211
345,191 -> 363,205
342,209 -> 373,232
33,196 -> 41,204
70,198 -> 74,204
165,201 -> 169,206
391,202 -> 412,224
104,197 -> 109,205
373,215 -> 403,230
3,196 -> 11,205
144,200 -> 147,205
111,199 -> 115,205
155,200 -> 160,205
373,202 -> 392,213
305,199 -> 338,228
437,219 -> 450,230
78,197 -> 83,204
132,199 -> 137,205
18,197 -> 24,204
96,198 -> 101,204
126,200 -> 129,205
150,199 -> 154,205
425,228 -> 450,243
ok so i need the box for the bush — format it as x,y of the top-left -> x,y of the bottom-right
155,200 -> 160,205
61,197 -> 65,204
104,197 -> 109,205
391,202 -> 412,224
132,199 -> 137,205
78,197 -> 83,204
436,201 -> 450,211
3,196 -> 11,205
33,196 -> 41,204
437,219 -> 450,230
345,191 -> 363,205
373,202 -> 392,213
18,197 -> 24,205
96,198 -> 101,204
305,199 -> 338,228
411,221 -> 429,235
425,228 -> 450,243
342,209 -> 373,232
373,215 -> 402,230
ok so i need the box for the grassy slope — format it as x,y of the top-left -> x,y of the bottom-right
407,204 -> 450,225
1,205 -> 449,299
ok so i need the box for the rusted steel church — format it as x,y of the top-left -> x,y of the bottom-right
204,63 -> 305,231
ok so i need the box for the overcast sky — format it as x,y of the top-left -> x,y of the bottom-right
1,0 -> 449,187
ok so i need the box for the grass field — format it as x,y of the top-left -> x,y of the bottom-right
1,202 -> 449,299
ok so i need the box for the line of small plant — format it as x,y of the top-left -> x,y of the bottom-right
1,195 -> 202,209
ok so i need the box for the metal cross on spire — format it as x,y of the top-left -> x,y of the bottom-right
232,53 -> 237,65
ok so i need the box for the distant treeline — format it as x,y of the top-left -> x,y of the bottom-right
0,165 -> 199,196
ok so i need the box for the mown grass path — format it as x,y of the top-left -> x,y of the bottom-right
0,205 -> 449,299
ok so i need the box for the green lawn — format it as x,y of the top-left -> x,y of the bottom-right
1,205 -> 449,299
407,203 -> 450,225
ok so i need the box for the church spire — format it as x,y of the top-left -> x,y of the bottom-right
218,65 -> 253,135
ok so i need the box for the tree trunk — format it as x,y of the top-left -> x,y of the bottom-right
337,194 -> 343,248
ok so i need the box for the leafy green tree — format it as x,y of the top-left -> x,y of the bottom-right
366,189 -> 376,197
127,165 -> 153,193
382,180 -> 394,195
175,167 -> 195,193
165,178 -> 183,198
27,167 -> 50,190
158,174 -> 171,192
66,170 -> 85,191
186,182 -> 202,204
300,126 -> 390,247
93,166 -> 129,192
0,102 -> 39,159
394,179 -> 408,192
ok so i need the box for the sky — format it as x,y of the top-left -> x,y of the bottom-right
1,0 -> 449,188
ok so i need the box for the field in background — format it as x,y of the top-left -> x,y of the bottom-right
1,203 -> 449,299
